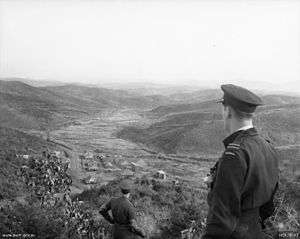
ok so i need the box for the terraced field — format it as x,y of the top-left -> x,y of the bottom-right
48,108 -> 216,193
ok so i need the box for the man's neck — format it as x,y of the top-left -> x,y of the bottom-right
230,120 -> 253,135
237,124 -> 253,131
123,193 -> 130,199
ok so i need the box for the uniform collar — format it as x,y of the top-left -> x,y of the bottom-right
237,125 -> 253,131
223,127 -> 258,147
122,195 -> 130,200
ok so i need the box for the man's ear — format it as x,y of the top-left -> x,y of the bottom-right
227,106 -> 233,119
223,105 -> 230,118
228,107 -> 232,119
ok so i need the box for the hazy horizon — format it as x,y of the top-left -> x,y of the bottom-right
0,0 -> 299,93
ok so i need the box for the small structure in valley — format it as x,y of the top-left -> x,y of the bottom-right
84,152 -> 94,160
88,165 -> 99,171
155,170 -> 167,180
54,151 -> 61,157
17,154 -> 29,159
172,178 -> 180,186
82,175 -> 97,184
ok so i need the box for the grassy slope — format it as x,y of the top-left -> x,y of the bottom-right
0,126 -> 58,152
45,84 -> 170,109
0,126 -> 60,199
0,80 -> 166,130
118,95 -> 300,155
0,80 -> 103,130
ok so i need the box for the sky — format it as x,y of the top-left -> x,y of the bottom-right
0,0 -> 299,92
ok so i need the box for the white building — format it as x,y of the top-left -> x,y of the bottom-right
155,170 -> 167,180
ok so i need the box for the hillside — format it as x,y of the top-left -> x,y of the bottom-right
0,80 -> 107,130
0,79 -> 170,130
0,77 -> 66,87
0,126 -> 59,152
100,81 -> 201,96
45,84 -> 170,109
118,95 -> 300,155
0,126 -> 62,199
149,94 -> 300,118
0,83 -> 299,238
168,89 -> 221,103
149,100 -> 221,118
261,94 -> 300,105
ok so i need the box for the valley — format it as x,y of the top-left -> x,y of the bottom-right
0,79 -> 299,238
1,79 -> 299,196
35,108 -> 215,194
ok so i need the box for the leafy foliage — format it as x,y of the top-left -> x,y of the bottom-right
20,150 -> 71,205
76,177 -> 208,238
0,151 -> 100,238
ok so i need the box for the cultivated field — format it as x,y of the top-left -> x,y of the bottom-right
46,109 -> 216,194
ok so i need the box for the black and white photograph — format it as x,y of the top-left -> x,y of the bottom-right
0,0 -> 299,238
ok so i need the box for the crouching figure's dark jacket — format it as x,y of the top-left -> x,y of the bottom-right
99,196 -> 145,239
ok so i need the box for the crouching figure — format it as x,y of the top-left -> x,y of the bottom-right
99,180 -> 146,239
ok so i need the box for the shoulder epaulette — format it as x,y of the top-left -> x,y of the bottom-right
223,132 -> 247,158
224,151 -> 236,157
227,143 -> 240,150
224,146 -> 239,158
224,142 -> 241,157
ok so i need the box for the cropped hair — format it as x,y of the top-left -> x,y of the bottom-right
223,103 -> 254,119
231,107 -> 254,120
121,189 -> 130,195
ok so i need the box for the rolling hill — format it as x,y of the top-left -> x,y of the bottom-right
0,126 -> 59,153
118,95 -> 300,155
0,80 -> 108,130
0,126 -> 64,200
149,94 -> 300,118
149,100 -> 221,118
167,89 -> 221,103
44,84 -> 170,109
0,79 -> 170,130
2,78 -> 299,156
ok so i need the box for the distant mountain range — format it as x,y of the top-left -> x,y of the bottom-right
0,80 -> 105,130
1,78 -> 299,156
0,79 -> 170,130
0,78 -> 223,131
44,84 -> 170,109
100,81 -> 206,96
0,77 -> 67,87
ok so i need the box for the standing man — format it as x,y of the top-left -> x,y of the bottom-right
99,179 -> 146,239
202,84 -> 279,239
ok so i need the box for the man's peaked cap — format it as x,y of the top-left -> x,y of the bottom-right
219,84 -> 263,113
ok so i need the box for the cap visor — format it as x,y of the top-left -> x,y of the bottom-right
216,98 -> 224,104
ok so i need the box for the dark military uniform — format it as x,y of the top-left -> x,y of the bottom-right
100,196 -> 140,239
203,85 -> 279,239
99,180 -> 145,239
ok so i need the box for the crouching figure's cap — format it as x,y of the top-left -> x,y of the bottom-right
120,179 -> 132,192
218,84 -> 263,113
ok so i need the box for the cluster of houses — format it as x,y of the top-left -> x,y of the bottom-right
80,152 -> 101,172
18,149 -> 174,188
79,150 -> 173,186
82,175 -> 98,184
16,154 -> 30,159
